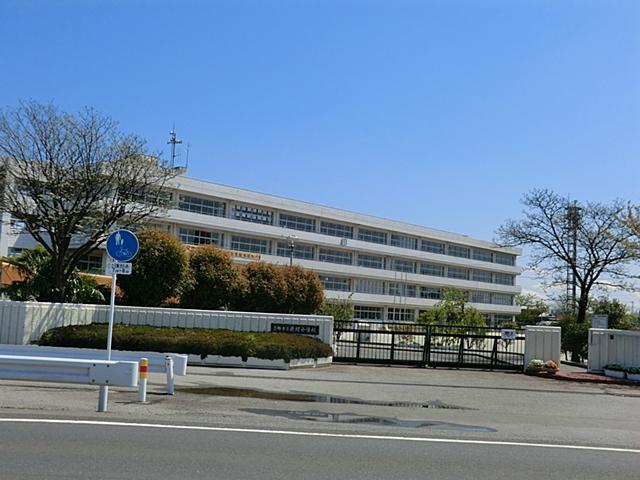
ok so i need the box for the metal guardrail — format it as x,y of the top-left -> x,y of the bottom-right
0,345 -> 187,395
0,355 -> 138,387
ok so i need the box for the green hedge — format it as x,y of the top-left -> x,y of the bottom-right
39,324 -> 333,362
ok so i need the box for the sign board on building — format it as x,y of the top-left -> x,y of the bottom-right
105,262 -> 132,275
591,314 -> 609,329
500,329 -> 518,340
271,324 -> 320,336
231,251 -> 261,261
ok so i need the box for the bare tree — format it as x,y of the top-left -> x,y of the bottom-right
0,101 -> 176,302
623,206 -> 640,252
497,189 -> 637,325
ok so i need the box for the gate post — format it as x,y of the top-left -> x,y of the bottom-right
524,326 -> 561,371
390,333 -> 395,361
490,337 -> 499,367
423,326 -> 431,367
457,335 -> 465,364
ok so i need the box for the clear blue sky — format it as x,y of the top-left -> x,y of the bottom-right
1,0 -> 639,299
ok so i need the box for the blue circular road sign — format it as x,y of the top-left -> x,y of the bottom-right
106,229 -> 139,262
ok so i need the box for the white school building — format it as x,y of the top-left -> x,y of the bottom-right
0,175 -> 522,325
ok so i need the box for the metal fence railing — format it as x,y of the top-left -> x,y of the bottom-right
334,321 -> 525,370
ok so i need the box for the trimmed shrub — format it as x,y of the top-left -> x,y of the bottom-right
253,332 -> 331,362
118,230 -> 189,307
235,262 -> 325,314
181,245 -> 245,310
38,324 -> 333,362
238,262 -> 288,313
281,266 -> 324,314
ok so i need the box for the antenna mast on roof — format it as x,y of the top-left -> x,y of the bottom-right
185,143 -> 191,170
167,125 -> 182,167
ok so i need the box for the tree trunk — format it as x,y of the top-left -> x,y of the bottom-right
52,256 -> 67,303
570,291 -> 590,362
576,292 -> 589,324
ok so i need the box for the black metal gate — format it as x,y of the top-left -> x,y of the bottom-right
333,321 -> 525,370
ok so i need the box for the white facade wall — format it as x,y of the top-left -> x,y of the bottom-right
0,301 -> 333,345
524,326 -> 561,370
588,329 -> 640,372
0,175 -> 522,324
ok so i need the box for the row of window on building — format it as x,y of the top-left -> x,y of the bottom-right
70,247 -> 513,306
320,276 -> 514,306
176,228 -> 515,287
176,194 -> 516,266
352,305 -> 515,324
7,226 -> 514,294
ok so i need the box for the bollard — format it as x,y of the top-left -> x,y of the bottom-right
98,385 -> 108,412
165,356 -> 175,395
138,358 -> 148,402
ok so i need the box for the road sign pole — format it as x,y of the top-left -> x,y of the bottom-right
100,229 -> 139,414
98,268 -> 118,413
106,269 -> 117,361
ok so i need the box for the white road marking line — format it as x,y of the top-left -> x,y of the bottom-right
1,417 -> 638,454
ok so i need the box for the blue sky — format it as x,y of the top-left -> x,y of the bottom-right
1,0 -> 639,302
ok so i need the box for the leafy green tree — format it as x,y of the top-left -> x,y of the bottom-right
181,245 -> 244,310
119,230 -> 189,307
590,297 -> 639,331
280,266 -> 325,314
418,288 -> 487,350
318,295 -> 355,329
418,288 -> 487,327
558,314 -> 589,362
2,247 -> 104,303
515,293 -> 549,326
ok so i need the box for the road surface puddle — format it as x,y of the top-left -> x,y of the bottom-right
179,386 -> 471,409
243,408 -> 496,432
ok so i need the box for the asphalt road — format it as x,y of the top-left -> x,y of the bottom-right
1,420 -> 639,480
1,365 -> 640,479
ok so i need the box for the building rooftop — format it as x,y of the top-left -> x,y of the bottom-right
173,175 -> 521,255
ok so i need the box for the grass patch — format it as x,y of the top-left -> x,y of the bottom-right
39,324 -> 333,362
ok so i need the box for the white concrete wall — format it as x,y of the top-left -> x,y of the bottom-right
588,329 -> 640,372
0,301 -> 333,345
524,326 -> 561,371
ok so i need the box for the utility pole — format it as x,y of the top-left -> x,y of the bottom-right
565,201 -> 581,314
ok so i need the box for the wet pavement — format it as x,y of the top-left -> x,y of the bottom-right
179,386 -> 473,409
241,408 -> 496,431
1,363 -> 639,449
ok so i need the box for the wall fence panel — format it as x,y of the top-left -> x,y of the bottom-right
0,300 -> 333,346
